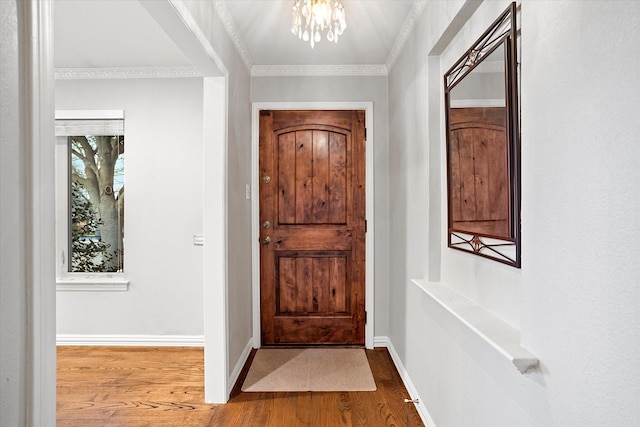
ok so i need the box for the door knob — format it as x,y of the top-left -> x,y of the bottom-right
263,236 -> 271,245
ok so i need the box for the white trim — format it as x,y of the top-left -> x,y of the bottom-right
251,102 -> 375,349
373,335 -> 390,348
165,0 -> 228,76
386,1 -> 427,71
25,0 -> 57,424
55,66 -> 200,80
55,109 -> 124,120
56,276 -> 129,292
202,76 -> 229,404
251,64 -> 388,77
228,338 -> 254,396
380,338 -> 437,427
56,334 -> 204,347
140,1 -> 227,77
214,1 -> 253,71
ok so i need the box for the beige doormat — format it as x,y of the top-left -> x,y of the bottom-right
241,348 -> 377,392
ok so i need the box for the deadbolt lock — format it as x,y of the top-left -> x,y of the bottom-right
263,220 -> 271,229
262,176 -> 271,183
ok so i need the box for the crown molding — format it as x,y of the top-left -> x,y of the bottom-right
55,66 -> 200,80
386,1 -> 427,71
214,1 -> 253,72
251,64 -> 388,77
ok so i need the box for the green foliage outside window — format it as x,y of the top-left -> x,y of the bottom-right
69,135 -> 124,272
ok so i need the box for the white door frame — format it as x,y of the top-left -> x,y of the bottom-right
202,76 -> 229,403
24,0 -> 57,423
251,102 -> 375,349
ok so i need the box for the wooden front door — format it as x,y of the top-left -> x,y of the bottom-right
259,110 -> 366,346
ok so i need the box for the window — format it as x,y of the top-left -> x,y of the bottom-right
55,111 -> 128,290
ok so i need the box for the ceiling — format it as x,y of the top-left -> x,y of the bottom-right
55,0 -> 423,74
54,0 -> 191,68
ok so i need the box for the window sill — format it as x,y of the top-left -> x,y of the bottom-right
56,275 -> 129,292
412,279 -> 539,374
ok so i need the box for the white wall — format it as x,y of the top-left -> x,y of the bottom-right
55,78 -> 206,337
1,1 -> 27,424
251,76 -> 391,337
389,1 -> 640,426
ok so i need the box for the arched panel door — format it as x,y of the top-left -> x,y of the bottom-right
259,110 -> 366,346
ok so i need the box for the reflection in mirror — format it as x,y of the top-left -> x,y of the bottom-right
444,3 -> 520,267
449,45 -> 508,238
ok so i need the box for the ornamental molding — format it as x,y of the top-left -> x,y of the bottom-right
55,66 -> 200,80
251,64 -> 388,77
214,1 -> 253,72
386,1 -> 426,71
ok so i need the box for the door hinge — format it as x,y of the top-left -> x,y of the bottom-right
364,310 -> 368,324
365,219 -> 368,233
364,128 -> 367,141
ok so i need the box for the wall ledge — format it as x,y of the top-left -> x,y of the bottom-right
56,276 -> 129,292
412,279 -> 539,374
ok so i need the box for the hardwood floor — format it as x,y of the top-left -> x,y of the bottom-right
57,346 -> 424,426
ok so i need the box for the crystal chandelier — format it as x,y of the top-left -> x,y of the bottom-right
291,0 -> 347,48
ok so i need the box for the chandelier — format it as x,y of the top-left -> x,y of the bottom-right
291,0 -> 347,48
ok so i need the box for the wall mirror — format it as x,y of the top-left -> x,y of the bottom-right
444,2 -> 520,267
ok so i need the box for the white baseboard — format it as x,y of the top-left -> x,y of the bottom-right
228,338 -> 254,396
374,335 -> 390,347
56,334 -> 205,347
374,336 -> 436,427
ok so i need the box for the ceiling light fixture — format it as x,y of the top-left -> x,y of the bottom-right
292,0 -> 347,48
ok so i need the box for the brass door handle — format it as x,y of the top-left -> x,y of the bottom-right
263,236 -> 271,245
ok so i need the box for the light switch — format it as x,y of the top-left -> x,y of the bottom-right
245,184 -> 251,200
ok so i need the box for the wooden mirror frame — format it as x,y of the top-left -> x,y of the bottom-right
444,3 -> 520,267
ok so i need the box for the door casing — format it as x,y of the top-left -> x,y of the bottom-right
251,102 -> 375,349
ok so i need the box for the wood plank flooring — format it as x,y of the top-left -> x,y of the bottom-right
57,346 -> 424,426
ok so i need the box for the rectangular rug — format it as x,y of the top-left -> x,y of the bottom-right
241,348 -> 377,392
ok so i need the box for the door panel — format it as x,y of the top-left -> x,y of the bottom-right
276,252 -> 349,315
260,110 -> 365,346
276,129 -> 348,225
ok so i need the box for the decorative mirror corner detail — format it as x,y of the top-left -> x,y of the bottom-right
444,2 -> 521,268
